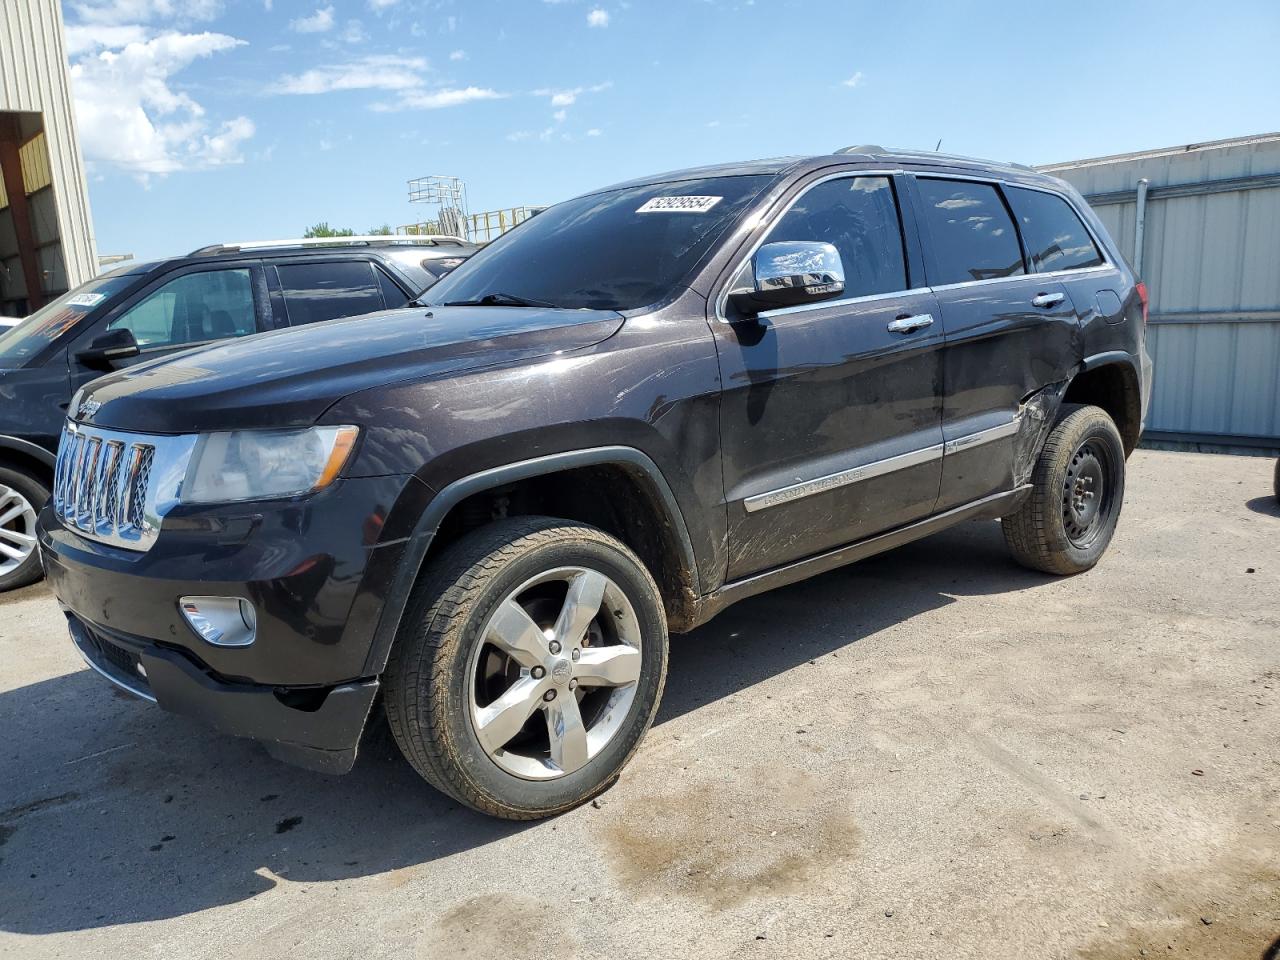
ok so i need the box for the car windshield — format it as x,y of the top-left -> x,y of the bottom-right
0,273 -> 139,368
426,175 -> 774,312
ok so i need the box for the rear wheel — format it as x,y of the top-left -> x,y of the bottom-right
0,467 -> 46,592
384,516 -> 667,820
1002,404 -> 1125,575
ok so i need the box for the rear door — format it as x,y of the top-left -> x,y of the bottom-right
269,259 -> 393,327
712,171 -> 945,579
907,175 -> 1081,510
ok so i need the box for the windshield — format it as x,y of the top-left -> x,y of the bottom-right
426,175 -> 774,312
0,274 -> 139,368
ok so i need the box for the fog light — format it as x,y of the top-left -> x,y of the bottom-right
179,596 -> 257,647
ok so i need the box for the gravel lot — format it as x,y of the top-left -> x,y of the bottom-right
1,449 -> 1277,960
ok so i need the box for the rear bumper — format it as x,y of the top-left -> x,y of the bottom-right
66,611 -> 378,773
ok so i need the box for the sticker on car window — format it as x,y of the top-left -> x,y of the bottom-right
66,292 -> 106,308
636,196 -> 723,214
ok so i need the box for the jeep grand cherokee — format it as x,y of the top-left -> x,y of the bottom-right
38,147 -> 1151,820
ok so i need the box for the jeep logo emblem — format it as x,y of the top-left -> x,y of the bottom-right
77,398 -> 101,420
551,660 -> 572,683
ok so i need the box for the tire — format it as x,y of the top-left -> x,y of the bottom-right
383,516 -> 668,820
1002,404 -> 1126,575
0,467 -> 47,592
1273,458 -> 1279,503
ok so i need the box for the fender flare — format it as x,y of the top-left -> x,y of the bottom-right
0,435 -> 57,471
361,445 -> 700,676
1079,349 -> 1141,376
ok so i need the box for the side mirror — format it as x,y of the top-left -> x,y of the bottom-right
77,328 -> 140,371
728,241 -> 846,315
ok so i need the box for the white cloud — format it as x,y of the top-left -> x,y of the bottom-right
449,49 -> 466,61
381,86 -> 504,110
553,108 -> 567,122
68,31 -> 253,176
64,23 -> 148,55
586,128 -> 602,137
341,19 -> 367,43
841,71 -> 864,88
69,0 -> 222,25
533,81 -> 611,107
290,5 -> 335,33
367,0 -> 398,8
272,54 -> 428,94
201,116 -> 256,165
587,8 -> 609,27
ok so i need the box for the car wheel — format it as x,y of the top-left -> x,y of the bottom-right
0,467 -> 47,592
1002,404 -> 1126,575
1273,458 -> 1279,503
384,516 -> 668,820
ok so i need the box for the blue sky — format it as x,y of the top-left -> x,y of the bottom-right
63,0 -> 1280,262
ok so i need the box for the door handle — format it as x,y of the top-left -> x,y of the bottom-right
1031,292 -> 1066,309
886,313 -> 934,334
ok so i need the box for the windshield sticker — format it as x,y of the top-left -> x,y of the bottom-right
637,195 -> 723,214
66,292 -> 106,308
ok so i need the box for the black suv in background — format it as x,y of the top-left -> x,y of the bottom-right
39,148 -> 1150,819
0,236 -> 476,590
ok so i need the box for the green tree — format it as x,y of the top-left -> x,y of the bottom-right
303,222 -> 355,238
367,223 -> 394,236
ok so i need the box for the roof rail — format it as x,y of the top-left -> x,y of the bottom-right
189,235 -> 470,256
833,144 -> 1033,172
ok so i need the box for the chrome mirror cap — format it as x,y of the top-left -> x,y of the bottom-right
730,240 -> 846,315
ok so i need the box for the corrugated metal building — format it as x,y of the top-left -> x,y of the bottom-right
0,0 -> 98,316
1041,134 -> 1280,451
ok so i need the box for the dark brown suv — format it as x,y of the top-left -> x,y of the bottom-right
38,148 -> 1150,820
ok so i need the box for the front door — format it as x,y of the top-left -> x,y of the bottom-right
69,263 -> 268,394
712,173 -> 945,580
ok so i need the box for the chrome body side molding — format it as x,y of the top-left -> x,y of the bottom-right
743,415 -> 1022,514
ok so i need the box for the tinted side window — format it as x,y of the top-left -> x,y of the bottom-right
374,266 -> 410,307
277,261 -> 385,326
107,268 -> 256,348
916,179 -> 1025,285
1005,187 -> 1104,273
746,176 -> 908,299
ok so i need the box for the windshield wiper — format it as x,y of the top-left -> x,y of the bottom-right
443,292 -> 556,308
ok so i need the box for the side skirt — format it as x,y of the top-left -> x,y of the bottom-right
685,486 -> 1030,630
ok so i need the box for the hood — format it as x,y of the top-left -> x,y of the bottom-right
78,305 -> 624,434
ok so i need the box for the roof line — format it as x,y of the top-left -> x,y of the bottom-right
1037,132 -> 1280,172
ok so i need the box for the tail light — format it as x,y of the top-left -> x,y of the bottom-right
1136,281 -> 1149,326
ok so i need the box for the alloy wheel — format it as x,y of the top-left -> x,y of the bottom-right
467,566 -> 643,781
0,483 -> 38,577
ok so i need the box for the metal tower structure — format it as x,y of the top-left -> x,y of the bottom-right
406,175 -> 471,240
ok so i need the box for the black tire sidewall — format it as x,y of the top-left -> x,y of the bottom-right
433,532 -> 666,815
0,466 -> 48,591
1043,411 -> 1126,568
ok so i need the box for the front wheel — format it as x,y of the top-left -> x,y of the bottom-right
1002,404 -> 1126,575
383,516 -> 668,820
0,467 -> 47,593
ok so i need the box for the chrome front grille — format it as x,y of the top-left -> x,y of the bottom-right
53,421 -> 196,552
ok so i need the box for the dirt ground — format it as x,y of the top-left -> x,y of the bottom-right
1,449 -> 1277,960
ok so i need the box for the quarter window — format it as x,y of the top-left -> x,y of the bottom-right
277,261 -> 386,326
916,179 -> 1025,285
107,268 -> 256,349
1005,187 -> 1104,273
739,176 -> 908,300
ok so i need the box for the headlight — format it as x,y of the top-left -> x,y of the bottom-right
182,425 -> 359,504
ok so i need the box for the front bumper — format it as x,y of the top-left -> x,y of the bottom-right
67,612 -> 377,772
37,473 -> 423,773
